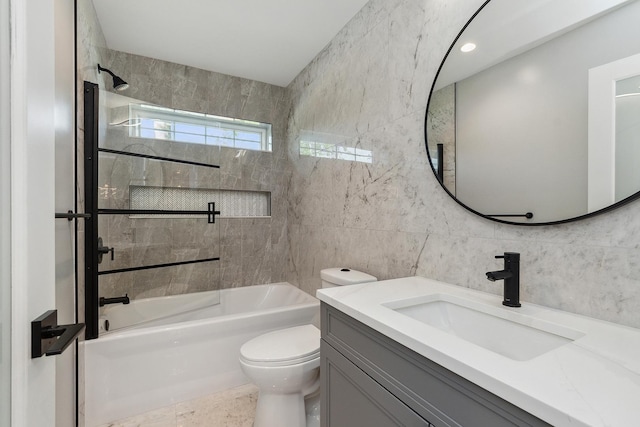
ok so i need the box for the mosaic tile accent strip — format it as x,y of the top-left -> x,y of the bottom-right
130,185 -> 270,218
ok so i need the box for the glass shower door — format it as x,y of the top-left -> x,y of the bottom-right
84,84 -> 222,338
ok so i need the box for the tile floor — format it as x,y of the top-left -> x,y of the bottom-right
97,384 -> 258,427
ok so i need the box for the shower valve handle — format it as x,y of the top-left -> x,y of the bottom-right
97,237 -> 114,263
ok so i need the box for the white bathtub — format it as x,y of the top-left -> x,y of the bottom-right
83,283 -> 319,427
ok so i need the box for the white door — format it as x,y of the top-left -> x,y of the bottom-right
8,0 -> 77,426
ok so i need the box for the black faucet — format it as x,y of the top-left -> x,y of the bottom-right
486,252 -> 521,307
99,294 -> 130,307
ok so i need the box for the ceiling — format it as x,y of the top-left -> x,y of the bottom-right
435,0 -> 632,90
91,0 -> 371,87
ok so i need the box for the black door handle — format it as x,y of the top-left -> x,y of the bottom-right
32,310 -> 85,358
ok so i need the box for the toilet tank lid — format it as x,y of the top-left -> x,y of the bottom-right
320,268 -> 377,285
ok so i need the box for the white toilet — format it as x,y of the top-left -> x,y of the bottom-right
239,268 -> 377,427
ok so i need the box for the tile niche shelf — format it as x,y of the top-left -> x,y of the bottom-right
129,185 -> 271,219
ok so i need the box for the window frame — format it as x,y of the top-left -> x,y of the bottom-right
299,140 -> 373,164
129,104 -> 273,152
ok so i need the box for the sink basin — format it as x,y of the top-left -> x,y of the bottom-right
384,294 -> 584,361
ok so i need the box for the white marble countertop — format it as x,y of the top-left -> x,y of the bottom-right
316,276 -> 640,427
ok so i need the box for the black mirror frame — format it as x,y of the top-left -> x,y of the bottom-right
424,0 -> 640,226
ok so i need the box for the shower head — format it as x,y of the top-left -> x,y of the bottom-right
97,64 -> 129,91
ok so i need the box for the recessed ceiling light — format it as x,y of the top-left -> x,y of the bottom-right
460,43 -> 476,53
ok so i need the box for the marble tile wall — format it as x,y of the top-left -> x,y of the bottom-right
77,0 -> 291,300
426,84 -> 456,193
286,0 -> 640,329
94,50 -> 290,299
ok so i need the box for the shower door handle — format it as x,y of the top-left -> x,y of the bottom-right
97,236 -> 114,263
208,202 -> 221,224
55,210 -> 92,221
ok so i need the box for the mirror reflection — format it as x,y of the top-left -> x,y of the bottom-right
426,0 -> 640,224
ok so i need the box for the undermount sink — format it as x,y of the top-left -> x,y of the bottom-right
383,293 -> 585,361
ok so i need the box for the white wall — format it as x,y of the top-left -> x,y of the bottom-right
1,0 -> 12,423
10,0 -> 58,425
455,0 -> 640,223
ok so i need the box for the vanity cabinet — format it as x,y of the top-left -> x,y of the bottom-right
320,303 -> 551,427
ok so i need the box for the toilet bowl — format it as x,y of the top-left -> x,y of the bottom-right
239,268 -> 377,427
240,325 -> 321,427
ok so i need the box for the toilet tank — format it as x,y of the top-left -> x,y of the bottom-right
320,268 -> 377,288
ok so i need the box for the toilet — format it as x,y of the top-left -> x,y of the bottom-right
239,268 -> 377,427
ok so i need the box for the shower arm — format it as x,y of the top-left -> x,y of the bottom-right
97,64 -> 116,78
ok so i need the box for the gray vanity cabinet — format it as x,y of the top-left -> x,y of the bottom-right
320,303 -> 551,427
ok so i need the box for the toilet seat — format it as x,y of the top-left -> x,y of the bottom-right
240,325 -> 320,367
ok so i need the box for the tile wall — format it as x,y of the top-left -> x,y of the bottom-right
98,50 -> 290,299
426,84 -> 455,193
77,0 -> 640,335
286,0 -> 640,329
77,0 -> 291,300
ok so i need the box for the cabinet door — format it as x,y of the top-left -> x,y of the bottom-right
322,304 -> 551,427
321,340 -> 431,427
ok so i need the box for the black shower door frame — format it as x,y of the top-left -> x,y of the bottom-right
83,81 -> 220,339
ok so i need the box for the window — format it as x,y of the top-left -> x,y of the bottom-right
129,104 -> 272,152
299,140 -> 373,164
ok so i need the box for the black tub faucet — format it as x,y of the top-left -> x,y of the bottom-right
99,294 -> 130,307
486,252 -> 521,307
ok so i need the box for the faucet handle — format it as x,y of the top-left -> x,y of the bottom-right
496,252 -> 520,265
495,252 -> 520,263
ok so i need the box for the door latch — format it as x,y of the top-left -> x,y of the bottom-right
31,310 -> 85,358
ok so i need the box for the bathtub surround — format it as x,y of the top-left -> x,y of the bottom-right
286,0 -> 640,330
78,0 -> 291,299
96,50 -> 290,298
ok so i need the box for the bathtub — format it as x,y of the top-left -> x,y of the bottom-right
83,282 -> 319,427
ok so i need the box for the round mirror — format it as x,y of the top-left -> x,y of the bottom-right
425,0 -> 640,225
